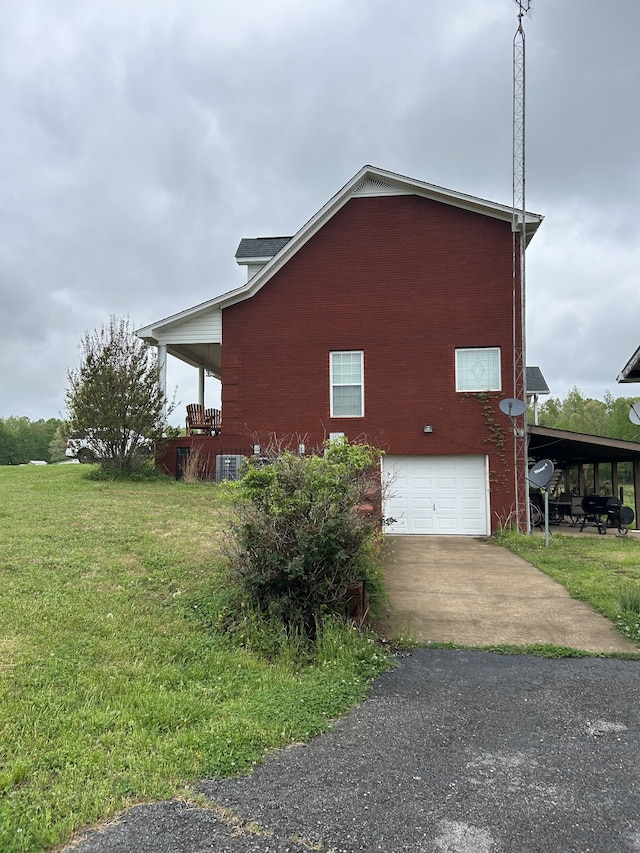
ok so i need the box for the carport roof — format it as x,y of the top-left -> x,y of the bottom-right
617,344 -> 640,383
529,425 -> 640,465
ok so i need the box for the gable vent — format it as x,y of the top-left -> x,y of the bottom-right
354,177 -> 412,197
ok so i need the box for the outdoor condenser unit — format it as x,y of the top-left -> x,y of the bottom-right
215,454 -> 245,482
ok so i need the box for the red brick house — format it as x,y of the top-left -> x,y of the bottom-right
138,166 -> 543,534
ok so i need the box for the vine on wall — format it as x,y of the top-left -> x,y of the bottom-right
465,392 -> 510,492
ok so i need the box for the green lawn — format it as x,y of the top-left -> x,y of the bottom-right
0,465 -> 388,852
3,465 -> 639,851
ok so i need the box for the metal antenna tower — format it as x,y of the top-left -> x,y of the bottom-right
512,0 -> 532,532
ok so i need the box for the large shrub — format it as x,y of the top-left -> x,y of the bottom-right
65,315 -> 170,475
226,438 -> 385,638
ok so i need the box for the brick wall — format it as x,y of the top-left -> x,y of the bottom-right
221,194 -> 522,519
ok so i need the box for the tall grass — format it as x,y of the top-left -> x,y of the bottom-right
0,465 -> 388,852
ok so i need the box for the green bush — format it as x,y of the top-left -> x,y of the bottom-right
225,438 -> 385,639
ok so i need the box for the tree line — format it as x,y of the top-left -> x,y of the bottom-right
536,388 -> 640,441
2,386 -> 639,467
0,417 -> 66,465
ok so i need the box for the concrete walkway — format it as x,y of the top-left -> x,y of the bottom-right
376,535 -> 638,653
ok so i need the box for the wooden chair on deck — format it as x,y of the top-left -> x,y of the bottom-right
185,403 -> 211,435
204,408 -> 222,435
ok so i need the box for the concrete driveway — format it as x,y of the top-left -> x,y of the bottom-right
375,536 -> 637,653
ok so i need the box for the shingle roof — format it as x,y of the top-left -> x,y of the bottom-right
235,237 -> 292,261
526,366 -> 550,395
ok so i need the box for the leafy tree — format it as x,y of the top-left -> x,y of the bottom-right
226,438 -> 385,640
537,387 -> 640,440
48,425 -> 68,463
65,316 -> 170,474
0,420 -> 18,465
31,418 -> 64,461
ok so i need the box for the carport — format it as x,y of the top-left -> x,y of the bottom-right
528,425 -> 640,529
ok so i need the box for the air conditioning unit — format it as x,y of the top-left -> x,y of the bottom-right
216,454 -> 245,482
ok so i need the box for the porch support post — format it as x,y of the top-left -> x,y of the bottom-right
634,459 -> 640,530
198,367 -> 205,408
578,464 -> 586,494
157,344 -> 167,423
612,462 -> 620,500
531,393 -> 539,425
593,463 -> 600,494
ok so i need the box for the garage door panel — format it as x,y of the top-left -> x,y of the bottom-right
383,455 -> 488,535
413,517 -> 435,532
435,476 -> 457,491
461,475 -> 482,489
413,497 -> 433,509
437,519 -> 459,532
461,495 -> 482,506
410,477 -> 433,490
437,498 -> 457,511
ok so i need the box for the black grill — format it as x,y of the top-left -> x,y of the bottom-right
580,495 -> 635,535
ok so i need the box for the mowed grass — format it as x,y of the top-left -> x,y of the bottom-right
496,528 -> 640,646
0,465 -> 389,852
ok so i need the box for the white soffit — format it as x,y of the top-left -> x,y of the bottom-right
353,177 -> 413,196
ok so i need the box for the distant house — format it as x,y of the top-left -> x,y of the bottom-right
526,366 -> 550,424
138,165 -> 544,534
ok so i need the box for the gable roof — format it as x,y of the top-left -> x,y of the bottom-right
526,366 -> 550,395
138,164 -> 544,339
217,164 -> 543,310
235,237 -> 292,262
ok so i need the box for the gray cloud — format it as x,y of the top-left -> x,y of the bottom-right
1,0 -> 639,424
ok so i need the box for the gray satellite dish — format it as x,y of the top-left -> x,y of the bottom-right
630,402 -> 640,426
499,398 -> 527,417
527,459 -> 555,490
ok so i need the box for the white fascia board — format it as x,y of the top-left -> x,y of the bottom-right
215,167 -> 374,309
217,166 -> 544,309
138,165 -> 545,328
362,166 -> 543,228
236,255 -> 274,264
135,300 -> 224,342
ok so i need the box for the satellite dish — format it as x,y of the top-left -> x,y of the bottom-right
499,398 -> 527,417
527,459 -> 555,490
629,402 -> 640,426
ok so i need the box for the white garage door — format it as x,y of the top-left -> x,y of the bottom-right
383,455 -> 489,535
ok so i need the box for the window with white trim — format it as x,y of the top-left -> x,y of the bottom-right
455,347 -> 501,392
330,351 -> 364,417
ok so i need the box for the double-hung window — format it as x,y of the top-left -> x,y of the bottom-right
330,351 -> 364,417
455,347 -> 501,392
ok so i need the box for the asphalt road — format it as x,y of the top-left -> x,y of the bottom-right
64,650 -> 640,853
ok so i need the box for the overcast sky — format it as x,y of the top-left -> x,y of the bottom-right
1,0 -> 639,425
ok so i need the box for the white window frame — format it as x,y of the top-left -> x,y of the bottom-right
330,351 -> 364,417
455,347 -> 502,392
